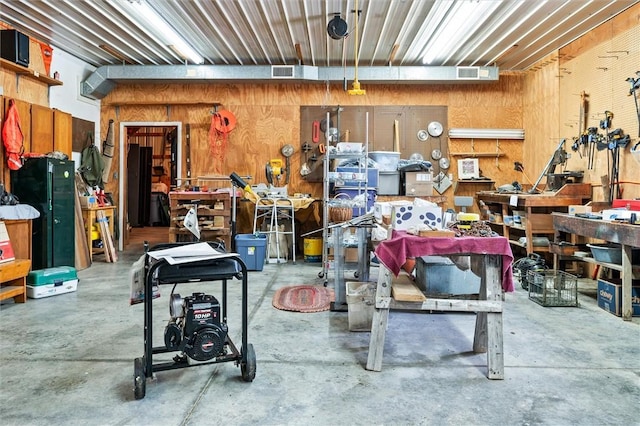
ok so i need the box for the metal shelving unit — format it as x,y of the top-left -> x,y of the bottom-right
318,110 -> 371,310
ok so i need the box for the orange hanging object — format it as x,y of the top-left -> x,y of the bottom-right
209,109 -> 236,173
39,42 -> 54,76
1,99 -> 25,170
213,110 -> 237,133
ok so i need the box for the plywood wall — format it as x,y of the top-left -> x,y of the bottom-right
101,74 -> 525,211
557,22 -> 640,201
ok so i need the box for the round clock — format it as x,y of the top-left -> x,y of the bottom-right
281,144 -> 294,157
427,121 -> 443,137
416,129 -> 429,141
431,148 -> 442,161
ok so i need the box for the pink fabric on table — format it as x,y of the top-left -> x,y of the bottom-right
374,230 -> 515,292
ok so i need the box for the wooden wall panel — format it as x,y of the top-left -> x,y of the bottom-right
101,78 -> 526,212
53,109 -> 72,157
557,24 -> 640,201
30,104 -> 53,154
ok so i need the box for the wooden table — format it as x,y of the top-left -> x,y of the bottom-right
552,213 -> 639,321
366,231 -> 514,379
81,206 -> 117,261
0,259 -> 31,303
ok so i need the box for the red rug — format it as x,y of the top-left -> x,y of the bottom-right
272,285 -> 334,313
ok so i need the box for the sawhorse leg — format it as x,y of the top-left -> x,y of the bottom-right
473,254 -> 504,379
366,265 -> 392,371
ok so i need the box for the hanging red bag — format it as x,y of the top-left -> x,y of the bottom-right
1,99 -> 25,170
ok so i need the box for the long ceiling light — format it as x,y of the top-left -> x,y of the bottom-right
422,0 -> 501,65
119,0 -> 204,64
448,128 -> 525,139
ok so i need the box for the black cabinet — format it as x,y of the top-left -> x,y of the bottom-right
11,158 -> 75,269
127,145 -> 152,227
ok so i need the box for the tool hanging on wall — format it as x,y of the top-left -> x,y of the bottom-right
606,128 -> 631,203
209,105 -> 237,173
572,91 -> 590,157
626,72 -> 640,136
265,144 -> 294,185
101,119 -> 115,183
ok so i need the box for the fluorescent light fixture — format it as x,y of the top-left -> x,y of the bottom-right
119,0 -> 204,64
99,44 -> 131,63
422,1 -> 500,65
448,128 -> 525,139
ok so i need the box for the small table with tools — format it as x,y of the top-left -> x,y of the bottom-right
366,230 -> 514,379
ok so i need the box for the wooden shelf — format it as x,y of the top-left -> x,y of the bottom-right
450,152 -> 505,157
1,58 -> 63,86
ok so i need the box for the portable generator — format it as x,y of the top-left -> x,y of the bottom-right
164,292 -> 228,361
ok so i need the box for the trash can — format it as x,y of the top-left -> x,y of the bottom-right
346,281 -> 376,331
234,234 -> 267,271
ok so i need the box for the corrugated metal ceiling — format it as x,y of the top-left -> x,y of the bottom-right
1,0 -> 638,71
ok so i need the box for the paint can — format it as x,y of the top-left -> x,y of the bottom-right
303,237 -> 322,263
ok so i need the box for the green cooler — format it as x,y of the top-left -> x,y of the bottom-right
27,266 -> 78,299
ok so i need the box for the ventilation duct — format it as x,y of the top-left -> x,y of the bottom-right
456,66 -> 480,80
80,65 -> 499,99
271,65 -> 295,79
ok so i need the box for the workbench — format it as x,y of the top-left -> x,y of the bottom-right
477,183 -> 591,255
552,213 -> 639,321
366,231 -> 514,379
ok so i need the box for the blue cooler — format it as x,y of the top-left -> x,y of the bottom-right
234,234 -> 267,271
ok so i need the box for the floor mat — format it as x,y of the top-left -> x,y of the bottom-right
272,285 -> 334,313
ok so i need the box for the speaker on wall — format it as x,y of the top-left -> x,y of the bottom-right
1,29 -> 30,67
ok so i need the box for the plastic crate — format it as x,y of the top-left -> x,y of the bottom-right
527,270 -> 578,307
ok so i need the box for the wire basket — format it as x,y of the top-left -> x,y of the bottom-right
527,269 -> 578,307
328,193 -> 353,223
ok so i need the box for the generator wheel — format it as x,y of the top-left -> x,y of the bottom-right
134,357 -> 146,400
240,343 -> 256,382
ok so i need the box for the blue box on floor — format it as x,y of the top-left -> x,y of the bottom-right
597,279 -> 640,317
235,234 -> 267,271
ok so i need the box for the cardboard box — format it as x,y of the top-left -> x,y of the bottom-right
373,200 -> 412,222
391,204 -> 443,230
600,209 -> 634,221
404,171 -> 433,196
597,279 -> 640,317
0,221 -> 15,263
568,205 -> 592,215
80,195 -> 97,208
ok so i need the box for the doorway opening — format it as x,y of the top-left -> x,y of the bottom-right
118,121 -> 183,251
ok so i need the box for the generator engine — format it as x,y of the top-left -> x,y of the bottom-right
164,292 -> 228,361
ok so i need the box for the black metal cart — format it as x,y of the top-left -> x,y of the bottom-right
133,242 -> 256,399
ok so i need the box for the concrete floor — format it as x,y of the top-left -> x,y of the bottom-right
1,239 -> 638,426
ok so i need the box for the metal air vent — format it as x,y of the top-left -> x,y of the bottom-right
271,65 -> 295,79
456,66 -> 480,80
